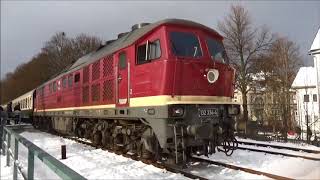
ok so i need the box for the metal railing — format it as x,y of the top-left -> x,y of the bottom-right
1,124 -> 86,180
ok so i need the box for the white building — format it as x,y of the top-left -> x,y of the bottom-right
292,67 -> 319,132
309,28 -> 320,129
291,28 -> 320,133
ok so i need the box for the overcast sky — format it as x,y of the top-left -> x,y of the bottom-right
1,1 -> 320,78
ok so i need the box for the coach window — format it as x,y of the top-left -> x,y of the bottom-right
53,81 -> 57,92
62,77 -> 67,88
68,75 -> 73,87
74,73 -> 80,83
119,52 -> 127,69
137,39 -> 161,65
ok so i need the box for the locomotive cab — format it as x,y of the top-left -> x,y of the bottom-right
132,22 -> 240,162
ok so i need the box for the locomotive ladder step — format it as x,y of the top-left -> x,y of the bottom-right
173,124 -> 186,164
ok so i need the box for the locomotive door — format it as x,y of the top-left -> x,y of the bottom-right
73,72 -> 81,107
116,51 -> 129,107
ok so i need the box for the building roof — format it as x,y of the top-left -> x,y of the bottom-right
310,28 -> 320,54
292,67 -> 317,88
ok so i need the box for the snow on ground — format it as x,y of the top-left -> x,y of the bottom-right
13,130 -> 186,179
238,143 -> 320,159
1,129 -> 265,180
203,147 -> 320,179
237,137 -> 320,151
2,129 -> 319,179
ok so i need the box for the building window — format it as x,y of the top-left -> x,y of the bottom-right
305,115 -> 311,123
313,94 -> 317,102
304,94 -> 309,102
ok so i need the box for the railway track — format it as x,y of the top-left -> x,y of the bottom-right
236,146 -> 320,161
190,156 -> 294,180
62,135 -> 293,180
237,140 -> 320,154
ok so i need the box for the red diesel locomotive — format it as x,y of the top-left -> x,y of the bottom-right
32,19 -> 239,164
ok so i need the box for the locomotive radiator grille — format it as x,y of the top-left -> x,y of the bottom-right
92,61 -> 100,81
103,80 -> 114,103
82,85 -> 89,104
103,56 -> 113,77
83,66 -> 90,83
91,83 -> 100,102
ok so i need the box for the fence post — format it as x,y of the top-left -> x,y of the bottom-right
28,149 -> 34,180
13,138 -> 19,180
2,129 -> 6,155
6,133 -> 11,166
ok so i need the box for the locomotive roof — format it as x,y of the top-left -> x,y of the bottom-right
40,19 -> 221,88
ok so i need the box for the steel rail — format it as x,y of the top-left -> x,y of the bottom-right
190,156 -> 294,180
237,140 -> 320,154
236,146 -> 320,161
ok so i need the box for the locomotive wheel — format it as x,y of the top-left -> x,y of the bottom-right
76,128 -> 85,138
138,141 -> 151,159
93,132 -> 102,147
101,131 -> 111,148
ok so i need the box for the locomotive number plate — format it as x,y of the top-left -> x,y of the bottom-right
198,108 -> 218,117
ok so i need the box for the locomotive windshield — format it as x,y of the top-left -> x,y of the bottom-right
206,37 -> 228,63
170,31 -> 202,58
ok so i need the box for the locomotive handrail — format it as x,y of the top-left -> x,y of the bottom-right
1,124 -> 86,180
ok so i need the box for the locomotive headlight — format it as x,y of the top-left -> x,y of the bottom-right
207,69 -> 219,84
170,106 -> 184,117
227,105 -> 240,116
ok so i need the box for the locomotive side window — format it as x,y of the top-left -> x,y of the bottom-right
68,75 -> 73,87
62,77 -> 67,88
137,39 -> 161,65
119,52 -> 127,69
206,37 -> 228,63
137,44 -> 147,64
170,32 -> 202,58
53,81 -> 57,92
148,40 -> 161,60
74,73 -> 80,83
49,83 -> 53,93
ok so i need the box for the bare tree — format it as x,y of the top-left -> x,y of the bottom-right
42,32 -> 101,76
218,5 -> 273,134
258,37 -> 302,141
1,32 -> 102,104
